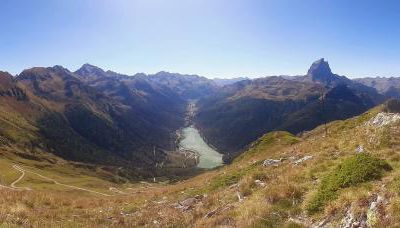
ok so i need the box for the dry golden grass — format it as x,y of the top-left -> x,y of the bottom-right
2,105 -> 400,227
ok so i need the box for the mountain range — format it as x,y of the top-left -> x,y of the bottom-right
196,58 -> 385,160
3,59 -> 400,226
0,65 -> 216,178
0,58 -> 398,172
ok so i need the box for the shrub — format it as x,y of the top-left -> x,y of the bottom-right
307,153 -> 392,214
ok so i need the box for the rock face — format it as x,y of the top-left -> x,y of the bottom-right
307,58 -> 334,83
367,112 -> 400,127
337,194 -> 387,228
304,58 -> 351,86
0,72 -> 27,100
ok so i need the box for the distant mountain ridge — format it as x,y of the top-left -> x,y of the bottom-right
195,59 -> 386,161
0,64 -> 217,177
0,58 -> 399,173
213,77 -> 249,86
355,77 -> 400,98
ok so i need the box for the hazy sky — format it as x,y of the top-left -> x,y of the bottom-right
1,0 -> 400,78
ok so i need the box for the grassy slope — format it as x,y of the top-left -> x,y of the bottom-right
2,104 -> 400,227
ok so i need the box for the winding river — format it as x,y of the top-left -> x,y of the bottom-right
179,126 -> 223,169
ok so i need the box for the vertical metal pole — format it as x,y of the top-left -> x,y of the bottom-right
153,146 -> 156,183
321,91 -> 327,136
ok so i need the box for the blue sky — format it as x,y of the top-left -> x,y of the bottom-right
1,0 -> 400,78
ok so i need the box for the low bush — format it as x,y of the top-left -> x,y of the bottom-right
307,153 -> 392,214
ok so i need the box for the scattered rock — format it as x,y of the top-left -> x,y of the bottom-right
204,208 -> 218,218
254,179 -> 266,187
204,204 -> 233,219
120,212 -> 132,217
173,195 -> 203,211
229,183 -> 239,189
367,194 -> 386,226
262,158 -> 283,167
236,191 -> 244,202
338,194 -> 387,228
288,216 -> 311,227
194,194 -> 203,200
181,198 -> 197,206
292,155 -> 313,165
367,112 -> 400,127
316,217 -> 329,227
355,145 -> 364,153
340,204 -> 368,228
153,199 -> 168,204
341,207 -> 354,228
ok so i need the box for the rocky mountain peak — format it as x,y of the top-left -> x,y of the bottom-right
307,58 -> 333,81
75,64 -> 106,77
52,65 -> 70,73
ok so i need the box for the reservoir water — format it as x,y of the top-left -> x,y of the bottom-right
179,126 -> 223,169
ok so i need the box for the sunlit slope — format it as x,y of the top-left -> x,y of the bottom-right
2,101 -> 400,227
116,100 -> 400,227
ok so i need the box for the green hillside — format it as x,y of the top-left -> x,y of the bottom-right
1,102 -> 400,227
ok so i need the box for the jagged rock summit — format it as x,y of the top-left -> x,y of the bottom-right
307,58 -> 336,84
304,58 -> 351,87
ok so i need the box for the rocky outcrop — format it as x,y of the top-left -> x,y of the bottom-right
307,58 -> 334,82
367,112 -> 400,127
173,195 -> 204,211
305,58 -> 350,86
292,155 -> 313,165
0,71 -> 27,100
262,158 -> 283,167
0,87 -> 27,100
